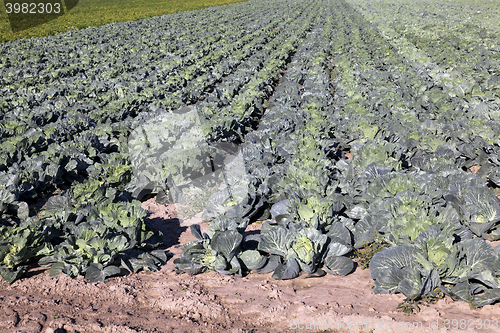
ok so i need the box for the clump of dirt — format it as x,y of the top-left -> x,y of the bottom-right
1,197 -> 500,333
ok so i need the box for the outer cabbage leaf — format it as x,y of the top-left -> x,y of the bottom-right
210,230 -> 243,262
370,245 -> 420,285
239,250 -> 267,270
324,256 -> 354,276
257,222 -> 294,257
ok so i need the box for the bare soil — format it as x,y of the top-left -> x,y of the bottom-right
1,198 -> 500,333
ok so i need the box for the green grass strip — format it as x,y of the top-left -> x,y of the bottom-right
0,0 -> 246,43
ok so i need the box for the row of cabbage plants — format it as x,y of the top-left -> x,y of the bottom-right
325,0 -> 500,308
0,2 -> 299,168
127,0 -> 320,199
0,0 -> 316,283
173,0 -> 500,309
174,3 -> 355,278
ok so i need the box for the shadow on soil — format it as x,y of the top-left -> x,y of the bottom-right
147,216 -> 187,248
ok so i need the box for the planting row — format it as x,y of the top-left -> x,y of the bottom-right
0,0 -> 320,283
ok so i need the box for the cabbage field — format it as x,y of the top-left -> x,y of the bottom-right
1,0 -> 500,311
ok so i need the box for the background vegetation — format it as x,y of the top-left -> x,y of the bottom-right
0,0 -> 245,43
